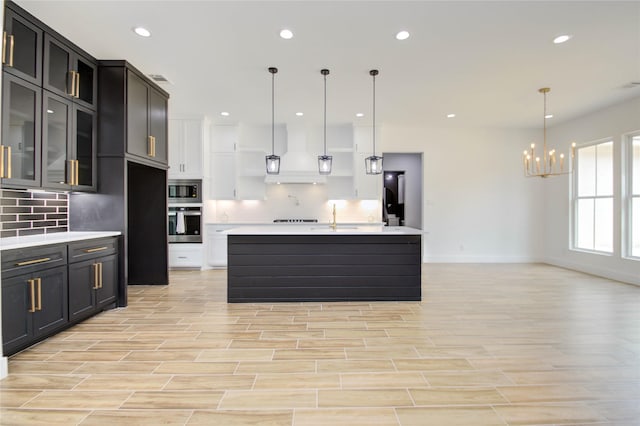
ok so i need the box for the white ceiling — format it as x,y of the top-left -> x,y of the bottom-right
15,0 -> 640,129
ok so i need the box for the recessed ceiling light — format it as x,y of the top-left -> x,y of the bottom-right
545,114 -> 553,119
133,27 -> 151,37
220,112 -> 230,117
553,34 -> 572,44
356,113 -> 364,118
280,29 -> 293,39
296,112 -> 304,116
396,30 -> 410,41
446,113 -> 456,118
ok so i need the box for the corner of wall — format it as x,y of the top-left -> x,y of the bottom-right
0,356 -> 8,379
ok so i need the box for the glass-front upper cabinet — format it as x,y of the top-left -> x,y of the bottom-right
41,91 -> 96,191
1,74 -> 42,188
2,8 -> 43,85
44,35 -> 97,110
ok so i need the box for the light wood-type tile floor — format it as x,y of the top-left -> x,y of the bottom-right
1,264 -> 639,425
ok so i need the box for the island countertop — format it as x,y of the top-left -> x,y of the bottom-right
0,231 -> 122,251
225,225 -> 423,235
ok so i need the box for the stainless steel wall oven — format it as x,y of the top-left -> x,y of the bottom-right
168,206 -> 202,243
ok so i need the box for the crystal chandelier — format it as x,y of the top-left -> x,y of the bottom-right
523,87 -> 575,178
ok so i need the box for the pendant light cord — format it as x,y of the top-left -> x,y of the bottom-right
324,72 -> 327,156
372,72 -> 376,156
271,70 -> 275,156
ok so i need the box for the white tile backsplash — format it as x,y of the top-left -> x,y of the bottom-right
205,184 -> 380,224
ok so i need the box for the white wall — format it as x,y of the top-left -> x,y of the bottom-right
543,95 -> 640,285
381,125 -> 543,262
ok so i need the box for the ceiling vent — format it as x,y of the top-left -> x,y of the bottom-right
148,74 -> 172,85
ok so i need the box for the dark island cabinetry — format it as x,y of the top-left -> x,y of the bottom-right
228,233 -> 422,302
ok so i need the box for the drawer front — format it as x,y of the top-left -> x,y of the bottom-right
68,238 -> 118,263
1,244 -> 67,278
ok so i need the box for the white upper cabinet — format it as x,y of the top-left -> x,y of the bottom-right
168,118 -> 205,179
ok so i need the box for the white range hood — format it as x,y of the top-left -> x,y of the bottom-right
264,125 -> 327,184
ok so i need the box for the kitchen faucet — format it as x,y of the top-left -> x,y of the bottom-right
330,203 -> 337,230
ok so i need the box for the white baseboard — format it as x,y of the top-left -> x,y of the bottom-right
0,356 -> 8,379
423,255 -> 542,263
544,256 -> 640,287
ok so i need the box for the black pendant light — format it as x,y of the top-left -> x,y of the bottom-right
318,68 -> 332,175
365,69 -> 383,175
265,67 -> 280,174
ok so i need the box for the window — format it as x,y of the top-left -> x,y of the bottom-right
574,140 -> 614,253
630,135 -> 640,258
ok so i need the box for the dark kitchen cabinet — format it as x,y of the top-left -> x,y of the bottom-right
43,34 -> 97,110
68,238 -> 118,322
0,73 -> 42,188
68,254 -> 117,322
126,69 -> 168,166
2,6 -> 42,85
42,90 -> 96,191
1,244 -> 69,356
2,236 -> 120,355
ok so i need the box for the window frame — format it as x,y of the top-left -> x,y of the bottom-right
571,138 -> 615,255
624,131 -> 640,260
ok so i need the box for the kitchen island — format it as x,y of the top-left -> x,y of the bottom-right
226,225 -> 422,302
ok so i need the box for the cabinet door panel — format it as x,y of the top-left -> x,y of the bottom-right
1,275 -> 33,354
168,119 -> 183,176
74,105 -> 96,190
32,266 -> 68,338
75,55 -> 97,109
1,74 -> 42,187
96,254 -> 118,307
183,120 -> 203,176
3,8 -> 42,85
210,153 -> 236,199
43,35 -> 72,98
68,259 -> 96,322
42,91 -> 72,190
149,88 -> 168,164
126,70 -> 149,158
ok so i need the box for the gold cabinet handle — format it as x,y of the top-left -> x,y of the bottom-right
8,34 -> 14,67
74,159 -> 79,185
92,263 -> 99,290
2,32 -> 6,65
67,159 -> 74,185
148,135 -> 153,156
6,146 -> 11,179
67,71 -> 76,96
16,257 -> 51,267
36,278 -> 42,311
0,144 -> 4,178
84,246 -> 107,253
99,262 -> 103,289
75,72 -> 80,98
28,279 -> 36,313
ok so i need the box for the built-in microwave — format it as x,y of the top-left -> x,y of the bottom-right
168,179 -> 201,203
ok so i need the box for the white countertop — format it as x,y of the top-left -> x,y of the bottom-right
207,222 -> 386,227
225,225 -> 423,235
0,231 -> 121,251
